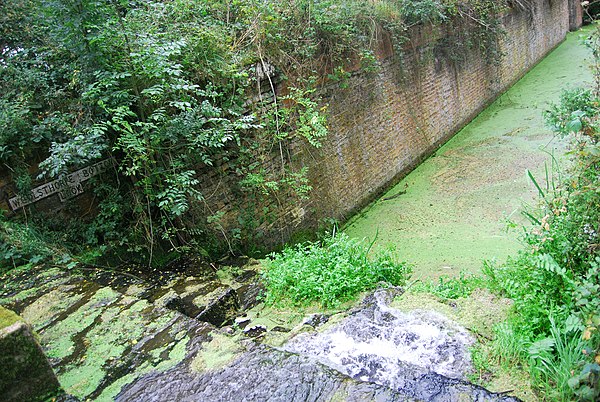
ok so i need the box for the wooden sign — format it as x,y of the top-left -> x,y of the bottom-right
8,159 -> 115,211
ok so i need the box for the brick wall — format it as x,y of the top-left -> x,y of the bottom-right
290,0 -> 569,233
569,0 -> 583,31
189,0 -> 571,246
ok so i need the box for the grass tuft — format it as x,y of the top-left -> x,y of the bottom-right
261,233 -> 411,308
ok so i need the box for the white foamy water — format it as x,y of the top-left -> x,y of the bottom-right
283,289 -> 474,387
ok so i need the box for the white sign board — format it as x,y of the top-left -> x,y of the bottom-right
9,158 -> 115,211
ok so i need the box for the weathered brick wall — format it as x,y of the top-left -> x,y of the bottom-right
293,0 -> 569,232
569,0 -> 583,31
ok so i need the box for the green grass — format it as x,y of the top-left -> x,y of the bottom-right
528,316 -> 590,401
261,233 -> 412,308
410,272 -> 486,300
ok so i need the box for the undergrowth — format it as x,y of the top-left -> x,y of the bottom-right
261,232 -> 412,308
482,27 -> 600,401
411,271 -> 485,300
0,215 -> 80,273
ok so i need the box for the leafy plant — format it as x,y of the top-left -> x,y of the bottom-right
0,215 -> 76,272
261,232 -> 412,308
400,0 -> 446,26
528,316 -> 588,401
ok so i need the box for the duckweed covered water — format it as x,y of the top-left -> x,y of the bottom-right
345,27 -> 595,280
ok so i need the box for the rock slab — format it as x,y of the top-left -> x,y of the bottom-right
0,317 -> 61,402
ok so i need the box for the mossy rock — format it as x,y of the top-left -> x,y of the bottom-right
0,306 -> 22,329
0,310 -> 61,401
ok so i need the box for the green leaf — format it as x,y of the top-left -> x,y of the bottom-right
528,337 -> 555,357
566,119 -> 583,133
527,169 -> 546,198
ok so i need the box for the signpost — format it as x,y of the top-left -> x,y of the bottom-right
8,159 -> 115,211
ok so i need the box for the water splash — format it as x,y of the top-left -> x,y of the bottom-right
284,289 -> 474,387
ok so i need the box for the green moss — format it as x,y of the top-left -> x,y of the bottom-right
95,334 -> 191,402
0,321 -> 61,401
21,287 -> 85,331
36,267 -> 65,279
329,386 -> 350,402
0,265 -> 75,306
59,363 -> 106,399
95,373 -> 137,402
160,335 -> 189,368
42,287 -> 119,361
0,278 -> 62,305
40,285 -> 193,399
0,306 -> 21,329
190,331 -> 243,373
215,266 -> 246,287
192,286 -> 227,308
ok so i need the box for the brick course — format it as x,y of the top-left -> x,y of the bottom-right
290,0 -> 569,236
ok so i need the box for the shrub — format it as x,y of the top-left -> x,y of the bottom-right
261,233 -> 411,308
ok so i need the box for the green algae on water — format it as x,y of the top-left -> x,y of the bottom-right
344,27 -> 594,280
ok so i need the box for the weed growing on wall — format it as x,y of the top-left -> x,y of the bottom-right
0,0 -> 522,268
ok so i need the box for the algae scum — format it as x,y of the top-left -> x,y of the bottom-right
0,28 -> 594,401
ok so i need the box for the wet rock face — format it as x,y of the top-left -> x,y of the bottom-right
119,288 -> 520,402
2,265 -> 519,401
143,265 -> 263,327
0,318 -> 61,402
0,266 -> 216,401
119,342 -> 517,402
196,287 -> 240,326
118,345 -> 412,402
303,313 -> 330,328
285,289 -> 475,381
236,280 -> 264,311
0,261 -> 268,400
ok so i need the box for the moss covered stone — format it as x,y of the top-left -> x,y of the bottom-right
0,306 -> 21,329
0,311 -> 61,402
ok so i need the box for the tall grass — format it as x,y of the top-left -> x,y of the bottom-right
528,317 -> 589,401
483,52 -> 600,400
